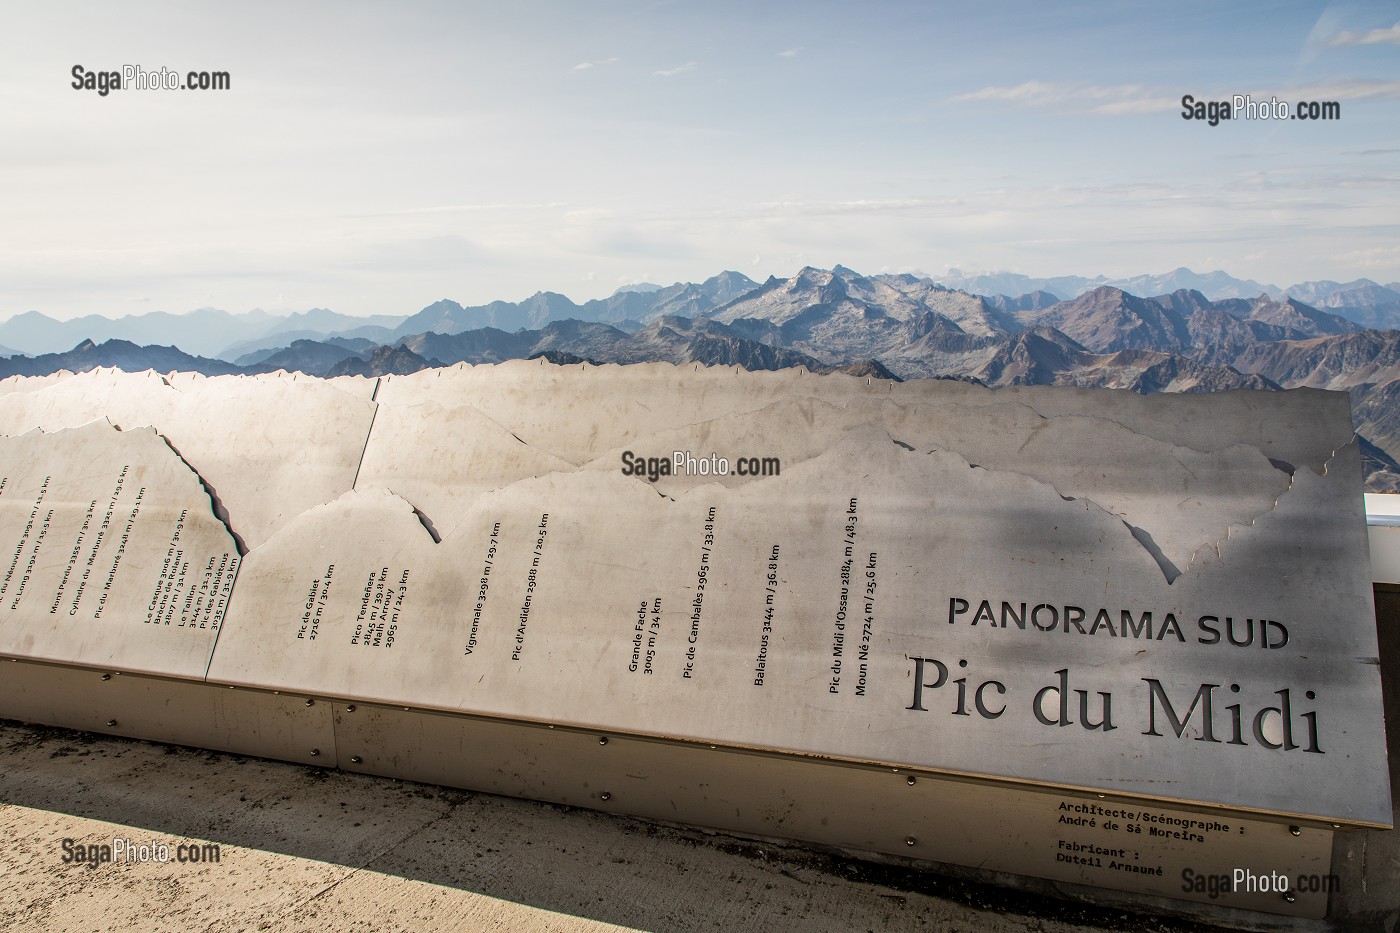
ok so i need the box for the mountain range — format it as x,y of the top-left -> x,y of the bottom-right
2,265 -> 1399,491
4,267 -> 1399,361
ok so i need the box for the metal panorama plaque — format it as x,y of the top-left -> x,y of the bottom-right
0,366 -> 1389,827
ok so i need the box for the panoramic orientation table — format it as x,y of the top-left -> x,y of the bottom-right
0,363 -> 1389,920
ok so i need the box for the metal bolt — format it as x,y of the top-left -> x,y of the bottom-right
905,836 -> 917,847
100,674 -> 111,681
1289,825 -> 1301,837
350,756 -> 362,764
345,705 -> 356,713
304,699 -> 315,707
906,776 -> 917,786
600,792 -> 612,801
310,749 -> 321,757
598,737 -> 608,746
106,719 -> 117,727
1284,891 -> 1297,903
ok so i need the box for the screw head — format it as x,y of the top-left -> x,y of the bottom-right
906,776 -> 917,786
304,699 -> 315,707
310,748 -> 321,757
1284,891 -> 1297,903
600,792 -> 612,801
598,736 -> 608,746
100,674 -> 111,681
905,836 -> 917,847
345,705 -> 356,713
350,756 -> 363,764
1289,825 -> 1302,837
106,719 -> 118,727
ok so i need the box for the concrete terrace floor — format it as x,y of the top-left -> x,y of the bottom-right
0,719 -> 1239,933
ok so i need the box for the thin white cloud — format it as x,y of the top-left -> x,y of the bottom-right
571,57 -> 620,72
952,77 -> 1400,116
1325,21 -> 1400,46
351,202 -> 567,218
952,81 -> 1179,115
1285,78 -> 1400,100
652,61 -> 696,77
778,48 -> 800,58
1336,245 -> 1400,269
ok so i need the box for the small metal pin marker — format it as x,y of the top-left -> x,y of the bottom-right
600,792 -> 612,801
1284,891 -> 1297,903
304,699 -> 315,707
345,705 -> 356,713
905,837 -> 917,847
598,737 -> 608,746
100,674 -> 111,681
906,776 -> 916,786
350,756 -> 362,764
310,749 -> 320,757
1289,826 -> 1302,837
106,719 -> 117,727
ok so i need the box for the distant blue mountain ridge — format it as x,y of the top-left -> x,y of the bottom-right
2,267 -> 1397,360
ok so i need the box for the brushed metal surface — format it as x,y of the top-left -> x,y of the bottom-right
333,701 -> 1335,919
0,422 -> 237,679
0,370 -> 1388,834
206,378 -> 1388,826
0,659 -> 334,764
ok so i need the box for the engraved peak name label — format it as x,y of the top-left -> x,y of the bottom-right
352,566 -> 410,649
512,514 -> 549,661
464,522 -> 501,656
297,564 -> 336,641
628,596 -> 663,675
828,497 -> 858,695
753,543 -> 780,686
681,506 -> 717,680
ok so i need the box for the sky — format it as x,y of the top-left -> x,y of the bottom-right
1,0 -> 1398,320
